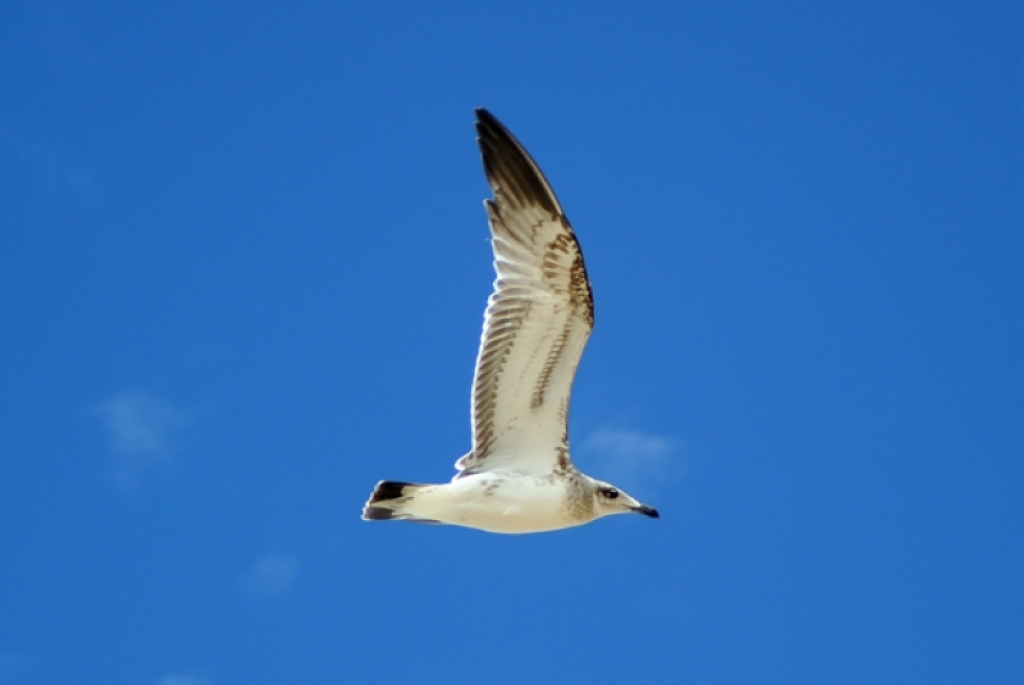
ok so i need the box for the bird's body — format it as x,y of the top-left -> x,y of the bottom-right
362,109 -> 658,534
369,471 -> 591,534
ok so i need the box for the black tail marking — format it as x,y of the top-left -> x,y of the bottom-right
363,505 -> 397,521
368,480 -> 419,504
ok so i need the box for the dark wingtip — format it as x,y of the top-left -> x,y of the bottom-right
473,108 -> 500,140
473,108 -> 561,215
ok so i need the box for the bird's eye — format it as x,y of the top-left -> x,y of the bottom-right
602,488 -> 619,499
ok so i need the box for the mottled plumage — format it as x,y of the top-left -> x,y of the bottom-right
362,109 -> 657,534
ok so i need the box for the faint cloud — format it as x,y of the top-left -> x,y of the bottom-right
159,675 -> 210,685
578,427 -> 679,495
93,390 -> 196,490
241,554 -> 300,601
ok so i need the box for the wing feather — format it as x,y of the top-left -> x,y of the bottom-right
457,109 -> 595,476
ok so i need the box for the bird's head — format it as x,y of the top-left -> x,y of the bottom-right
590,479 -> 659,520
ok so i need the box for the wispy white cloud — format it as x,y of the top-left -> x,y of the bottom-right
159,675 -> 210,685
241,554 -> 300,601
92,390 -> 195,490
578,427 -> 679,495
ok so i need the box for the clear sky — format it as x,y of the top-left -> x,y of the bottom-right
1,1 -> 1021,683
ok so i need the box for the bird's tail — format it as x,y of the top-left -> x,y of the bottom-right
362,480 -> 434,522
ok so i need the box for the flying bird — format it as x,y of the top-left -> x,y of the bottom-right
362,109 -> 658,533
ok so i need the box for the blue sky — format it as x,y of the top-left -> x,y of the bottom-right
1,1 -> 1020,682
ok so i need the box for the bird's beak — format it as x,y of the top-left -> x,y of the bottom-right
631,504 -> 659,519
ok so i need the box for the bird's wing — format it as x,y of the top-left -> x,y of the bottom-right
455,109 -> 595,476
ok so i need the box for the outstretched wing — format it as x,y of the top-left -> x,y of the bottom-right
456,109 -> 595,476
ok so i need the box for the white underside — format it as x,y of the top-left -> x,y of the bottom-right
398,471 -> 586,534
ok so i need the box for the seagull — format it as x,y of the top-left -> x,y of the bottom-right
362,109 -> 658,534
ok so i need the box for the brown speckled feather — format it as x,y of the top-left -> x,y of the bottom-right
455,109 -> 594,476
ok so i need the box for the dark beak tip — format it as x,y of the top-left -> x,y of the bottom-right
634,505 -> 659,519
